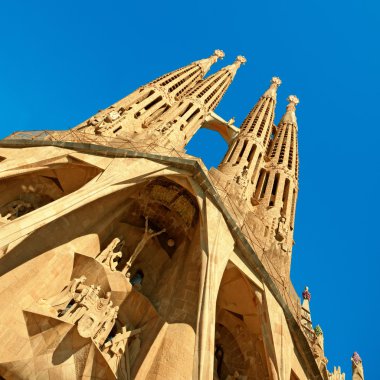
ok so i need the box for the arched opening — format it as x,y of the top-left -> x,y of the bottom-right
0,162 -> 101,225
213,262 -> 271,379
186,128 -> 228,168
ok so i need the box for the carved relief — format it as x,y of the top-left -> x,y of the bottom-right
103,326 -> 143,379
96,237 -> 125,271
40,278 -> 119,343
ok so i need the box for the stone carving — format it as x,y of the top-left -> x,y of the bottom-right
103,326 -> 143,379
38,275 -> 87,314
43,279 -> 119,342
275,216 -> 288,242
93,304 -> 119,345
106,110 -> 121,122
96,237 -> 125,271
227,117 -> 235,126
122,217 -> 165,275
1,200 -> 34,221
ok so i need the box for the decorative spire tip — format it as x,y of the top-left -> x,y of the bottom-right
352,352 -> 362,364
213,49 -> 225,59
302,286 -> 311,301
236,55 -> 247,65
287,95 -> 300,105
271,77 -> 282,86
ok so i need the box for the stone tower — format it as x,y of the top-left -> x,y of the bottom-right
0,51 -> 358,380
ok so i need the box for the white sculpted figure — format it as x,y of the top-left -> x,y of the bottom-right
97,237 -> 125,270
38,275 -> 87,314
103,326 -> 143,379
122,217 -> 165,274
93,304 -> 119,346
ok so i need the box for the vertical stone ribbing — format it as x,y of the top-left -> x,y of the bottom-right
71,50 -> 225,138
218,77 -> 281,200
149,56 -> 246,151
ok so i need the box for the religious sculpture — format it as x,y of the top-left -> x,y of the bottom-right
96,237 -> 124,271
122,217 -> 165,275
1,200 -> 34,222
38,275 -> 87,315
41,278 -> 120,342
103,326 -> 143,380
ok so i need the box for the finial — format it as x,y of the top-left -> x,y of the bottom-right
236,55 -> 247,65
223,56 -> 246,78
314,325 -> 323,336
213,49 -> 225,59
351,352 -> 362,364
280,95 -> 299,125
196,50 -> 225,75
287,95 -> 300,106
302,286 -> 311,301
263,76 -> 282,100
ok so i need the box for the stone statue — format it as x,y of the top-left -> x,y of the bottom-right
103,326 -> 143,380
351,352 -> 364,380
97,237 -> 125,270
275,216 -> 288,242
38,275 -> 87,315
2,200 -> 34,221
122,217 -> 165,274
93,304 -> 119,346
59,284 -> 119,340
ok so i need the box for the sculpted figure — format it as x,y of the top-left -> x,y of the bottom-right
64,284 -> 99,323
122,217 -> 165,274
93,304 -> 119,346
97,237 -> 125,268
103,326 -> 143,379
2,200 -> 34,221
38,275 -> 87,314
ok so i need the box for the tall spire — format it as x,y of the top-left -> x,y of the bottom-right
148,56 -> 246,151
218,77 -> 281,196
72,50 -> 224,138
351,353 -> 364,380
267,95 -> 299,180
301,286 -> 313,340
152,49 -> 225,99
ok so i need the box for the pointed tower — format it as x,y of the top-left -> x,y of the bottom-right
149,56 -> 246,151
218,77 -> 281,196
250,95 -> 300,279
301,286 -> 314,341
351,352 -> 364,380
72,50 -> 225,138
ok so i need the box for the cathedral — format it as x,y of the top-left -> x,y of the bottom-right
0,50 -> 364,380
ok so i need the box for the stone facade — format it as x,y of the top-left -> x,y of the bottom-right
0,51 -> 362,379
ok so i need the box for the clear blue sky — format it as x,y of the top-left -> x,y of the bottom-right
0,0 -> 378,377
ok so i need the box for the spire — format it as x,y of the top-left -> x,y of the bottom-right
301,286 -> 314,341
72,50 -> 224,138
268,95 -> 300,179
184,56 -> 246,112
192,49 -> 225,77
149,56 -> 246,151
351,353 -> 364,380
279,95 -> 299,126
152,49 -> 225,100
218,77 -> 281,191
